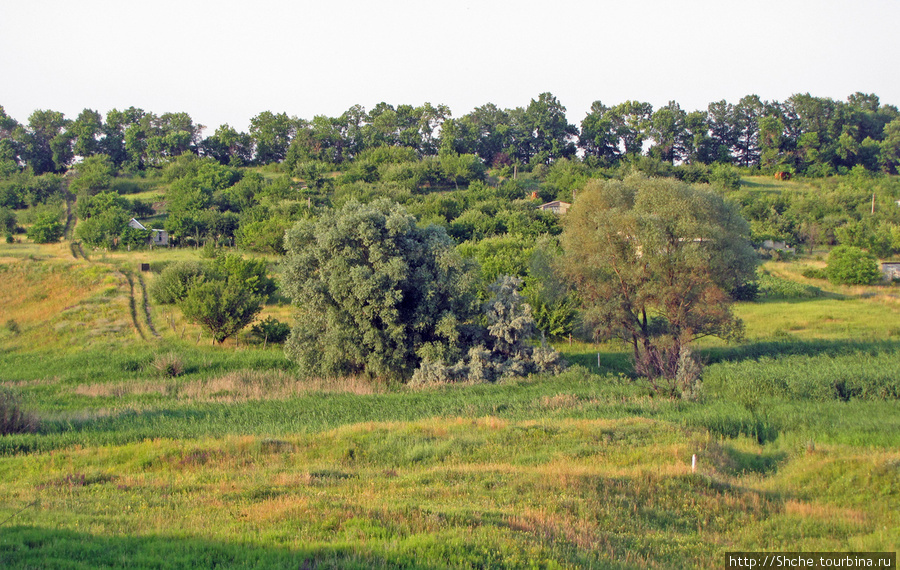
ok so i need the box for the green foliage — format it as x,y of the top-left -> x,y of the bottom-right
235,217 -> 290,255
149,261 -> 206,304
250,316 -> 292,344
281,199 -> 480,380
26,211 -> 64,243
757,273 -> 823,299
800,266 -> 828,280
0,171 -> 63,209
562,175 -> 757,391
69,154 -> 114,195
211,254 -> 276,300
0,207 -> 17,236
710,163 -> 741,189
521,239 -> 577,338
456,235 -> 534,284
179,279 -> 262,343
75,207 -> 147,249
411,276 -> 565,385
825,245 -> 881,285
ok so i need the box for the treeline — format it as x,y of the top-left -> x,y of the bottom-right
3,92 -> 900,266
2,91 -> 899,176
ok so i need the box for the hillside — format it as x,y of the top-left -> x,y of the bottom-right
1,229 -> 898,567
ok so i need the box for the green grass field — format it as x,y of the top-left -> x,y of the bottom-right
1,237 -> 898,568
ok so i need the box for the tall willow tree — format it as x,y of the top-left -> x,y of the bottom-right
281,199 -> 479,380
561,175 -> 757,394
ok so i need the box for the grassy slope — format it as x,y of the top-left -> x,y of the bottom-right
1,203 -> 899,568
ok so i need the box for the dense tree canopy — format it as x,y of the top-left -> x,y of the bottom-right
2,91 -> 897,176
561,176 -> 757,394
281,199 -> 480,380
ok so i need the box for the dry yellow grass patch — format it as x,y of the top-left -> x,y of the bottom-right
784,500 -> 868,527
0,263 -> 103,325
73,381 -> 169,398
178,371 -> 383,402
241,495 -> 312,524
68,371 -> 387,403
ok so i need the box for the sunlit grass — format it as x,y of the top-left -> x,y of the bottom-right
1,228 -> 899,567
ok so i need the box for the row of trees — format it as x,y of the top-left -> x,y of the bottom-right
3,91 -> 899,176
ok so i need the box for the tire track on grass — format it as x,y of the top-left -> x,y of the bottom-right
135,272 -> 160,337
121,270 -> 147,341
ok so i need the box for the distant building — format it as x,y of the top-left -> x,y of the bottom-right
538,201 -> 571,215
762,239 -> 794,252
882,262 -> 900,281
128,218 -> 168,246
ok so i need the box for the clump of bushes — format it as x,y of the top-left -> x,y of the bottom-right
757,273 -> 822,299
410,276 -> 565,386
0,388 -> 40,435
250,317 -> 291,345
801,266 -> 827,280
826,246 -> 881,285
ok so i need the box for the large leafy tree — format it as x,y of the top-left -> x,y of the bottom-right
648,101 -> 687,164
579,101 -> 622,165
249,111 -> 299,164
524,92 -> 577,164
608,101 -> 653,159
16,110 -> 70,174
281,199 -> 479,380
561,176 -> 757,394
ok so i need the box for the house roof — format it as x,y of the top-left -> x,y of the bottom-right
129,218 -> 166,232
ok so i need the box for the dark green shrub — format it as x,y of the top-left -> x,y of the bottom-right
250,317 -> 291,344
179,280 -> 262,344
801,267 -> 827,280
149,261 -> 206,304
26,212 -> 64,243
826,246 -> 881,285
4,319 -> 19,335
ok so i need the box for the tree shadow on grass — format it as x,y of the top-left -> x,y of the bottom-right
0,526 -> 441,570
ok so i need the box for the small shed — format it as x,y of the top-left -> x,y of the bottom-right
882,262 -> 900,281
129,218 -> 169,246
538,201 -> 571,215
762,239 -> 794,252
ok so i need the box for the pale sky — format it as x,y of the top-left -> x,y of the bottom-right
2,0 -> 898,133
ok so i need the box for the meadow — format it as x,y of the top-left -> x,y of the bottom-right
1,231 -> 899,568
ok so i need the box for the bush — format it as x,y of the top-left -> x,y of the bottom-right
179,280 -> 263,344
0,388 -> 39,435
149,261 -> 206,304
250,317 -> 291,344
26,211 -> 64,243
710,164 -> 741,190
826,246 -> 881,285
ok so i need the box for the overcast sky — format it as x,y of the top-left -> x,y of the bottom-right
2,0 -> 898,133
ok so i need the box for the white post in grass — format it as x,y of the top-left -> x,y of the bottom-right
692,454 -> 697,473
